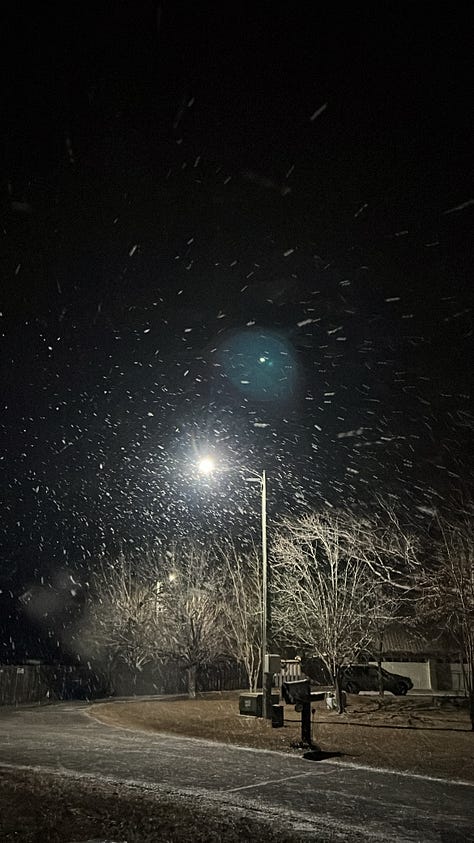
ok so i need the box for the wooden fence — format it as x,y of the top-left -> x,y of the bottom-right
110,660 -> 248,698
197,661 -> 249,692
0,659 -> 250,705
0,664 -> 99,706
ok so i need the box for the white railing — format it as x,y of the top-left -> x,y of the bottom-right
273,659 -> 302,689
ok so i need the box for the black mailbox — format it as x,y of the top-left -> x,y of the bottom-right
281,678 -> 311,705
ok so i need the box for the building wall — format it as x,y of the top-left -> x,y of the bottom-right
373,659 -> 471,692
373,660 -> 431,689
443,661 -> 471,692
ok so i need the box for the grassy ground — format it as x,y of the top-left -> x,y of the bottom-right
0,766 -> 304,843
2,692 -> 472,841
91,691 -> 474,782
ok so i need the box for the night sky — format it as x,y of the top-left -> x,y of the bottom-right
1,3 -> 472,658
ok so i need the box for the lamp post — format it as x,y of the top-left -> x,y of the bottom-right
259,468 -> 273,720
198,457 -> 272,719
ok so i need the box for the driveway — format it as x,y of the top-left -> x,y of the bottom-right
0,701 -> 473,841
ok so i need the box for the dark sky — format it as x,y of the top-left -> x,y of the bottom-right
1,3 -> 472,656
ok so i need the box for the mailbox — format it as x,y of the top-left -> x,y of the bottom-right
281,678 -> 311,706
281,678 -> 319,747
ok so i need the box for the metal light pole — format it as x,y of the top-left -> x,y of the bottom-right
260,469 -> 272,720
197,457 -> 272,718
238,467 -> 271,718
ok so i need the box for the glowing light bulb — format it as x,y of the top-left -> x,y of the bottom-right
198,457 -> 215,474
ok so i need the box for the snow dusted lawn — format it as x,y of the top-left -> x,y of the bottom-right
91,691 -> 474,782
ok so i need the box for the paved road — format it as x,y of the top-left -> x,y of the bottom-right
0,701 -> 473,841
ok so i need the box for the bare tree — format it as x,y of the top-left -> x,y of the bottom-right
418,509 -> 474,729
154,541 -> 228,697
368,583 -> 407,697
73,551 -> 156,688
271,509 -> 416,711
216,537 -> 262,692
70,541 -> 230,698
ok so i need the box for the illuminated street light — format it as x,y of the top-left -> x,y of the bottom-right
198,456 -> 215,475
197,457 -> 272,719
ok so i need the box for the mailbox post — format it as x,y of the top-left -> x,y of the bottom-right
281,679 -> 325,749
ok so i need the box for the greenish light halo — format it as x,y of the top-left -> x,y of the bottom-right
217,328 -> 299,401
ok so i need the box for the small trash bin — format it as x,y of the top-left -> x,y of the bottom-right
325,691 -> 337,710
272,704 -> 284,728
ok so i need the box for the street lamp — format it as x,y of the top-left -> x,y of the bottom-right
198,456 -> 215,475
198,457 -> 272,719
